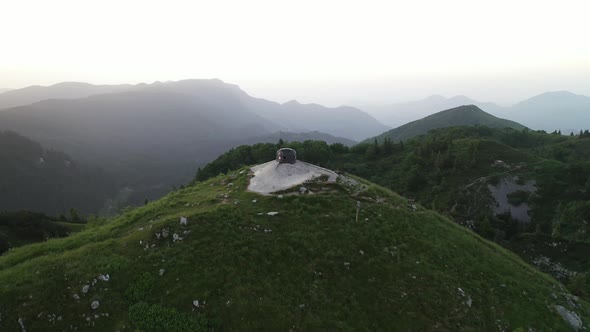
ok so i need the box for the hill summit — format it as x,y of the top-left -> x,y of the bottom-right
369,105 -> 526,143
0,160 -> 587,330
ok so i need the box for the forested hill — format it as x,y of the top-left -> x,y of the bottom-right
195,126 -> 590,300
366,105 -> 526,143
0,130 -> 116,215
0,158 -> 587,330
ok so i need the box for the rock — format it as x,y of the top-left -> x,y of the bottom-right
155,232 -> 161,240
162,228 -> 170,238
299,186 -> 308,194
227,183 -> 234,187
554,305 -> 583,330
98,274 -> 110,282
159,269 -> 165,276
359,250 -> 364,255
239,170 -> 245,175
91,301 -> 100,310
172,233 -> 183,242
193,300 -> 200,308
251,199 -> 257,203
180,216 -> 188,225
457,287 -> 465,296
82,285 -> 90,294
267,212 -> 279,216
277,195 -> 284,199
466,296 -> 473,307
73,294 -> 80,300
18,317 -> 26,332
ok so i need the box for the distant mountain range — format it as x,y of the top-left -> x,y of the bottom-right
360,91 -> 590,133
0,88 -> 12,94
367,105 -> 526,143
0,80 -> 379,213
501,91 -> 590,134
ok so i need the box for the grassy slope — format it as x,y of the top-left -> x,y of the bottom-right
368,105 -> 526,143
0,169 -> 587,331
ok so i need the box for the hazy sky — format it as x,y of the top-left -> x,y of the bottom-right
2,0 -> 590,106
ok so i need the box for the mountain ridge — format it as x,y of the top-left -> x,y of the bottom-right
366,105 -> 526,143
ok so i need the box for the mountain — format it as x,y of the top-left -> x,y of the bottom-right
243,98 -> 390,141
0,130 -> 116,215
0,79 -> 387,141
498,91 -> 590,133
0,79 -> 386,212
367,105 -> 526,143
0,82 -> 134,110
360,91 -> 590,134
0,163 -> 587,330
359,95 -> 506,128
0,88 -> 12,95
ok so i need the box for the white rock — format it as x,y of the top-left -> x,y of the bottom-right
457,287 -> 465,296
159,269 -> 165,276
554,305 -> 583,330
180,216 -> 188,225
251,199 -> 257,203
82,285 -> 90,294
172,233 -> 183,242
277,195 -> 284,199
162,228 -> 169,238
267,212 -> 279,216
91,301 -> 100,310
193,300 -> 200,307
73,294 -> 80,300
18,317 -> 26,332
466,296 -> 473,307
98,274 -> 110,282
299,186 -> 308,194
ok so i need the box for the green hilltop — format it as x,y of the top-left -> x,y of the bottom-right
366,105 -> 526,143
0,163 -> 588,330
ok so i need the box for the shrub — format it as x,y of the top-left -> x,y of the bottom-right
129,302 -> 208,332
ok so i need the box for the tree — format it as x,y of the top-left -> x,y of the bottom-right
382,137 -> 393,155
69,208 -> 80,223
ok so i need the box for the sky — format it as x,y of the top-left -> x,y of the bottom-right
2,0 -> 590,106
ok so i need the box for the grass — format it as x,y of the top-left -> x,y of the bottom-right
0,167 -> 588,331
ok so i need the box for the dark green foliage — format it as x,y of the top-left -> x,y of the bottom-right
553,201 -> 590,242
125,272 -> 157,303
129,302 -> 208,332
0,211 -> 72,254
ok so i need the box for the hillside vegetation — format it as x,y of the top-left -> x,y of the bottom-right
197,126 -> 590,300
0,167 -> 587,330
